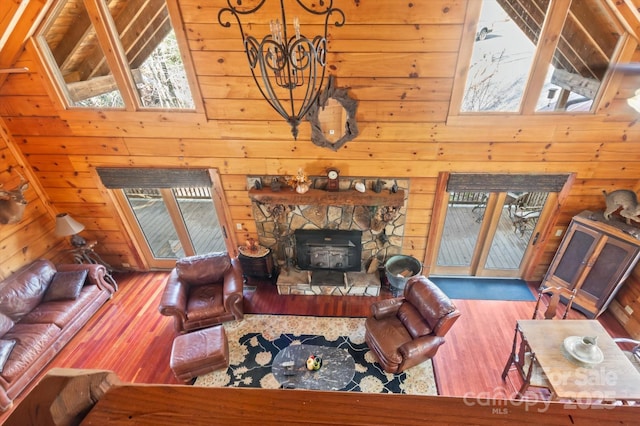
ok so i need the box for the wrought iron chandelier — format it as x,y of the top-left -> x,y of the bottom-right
218,0 -> 345,139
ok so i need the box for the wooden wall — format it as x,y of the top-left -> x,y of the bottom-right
1,0 -> 640,334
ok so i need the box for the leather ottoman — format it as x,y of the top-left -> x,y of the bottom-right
170,325 -> 229,382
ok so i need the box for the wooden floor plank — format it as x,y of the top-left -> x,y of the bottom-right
0,271 -> 632,422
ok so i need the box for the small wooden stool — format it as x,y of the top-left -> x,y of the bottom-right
170,325 -> 229,382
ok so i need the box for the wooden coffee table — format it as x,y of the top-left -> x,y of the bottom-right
272,344 -> 355,390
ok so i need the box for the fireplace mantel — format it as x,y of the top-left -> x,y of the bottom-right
248,188 -> 405,207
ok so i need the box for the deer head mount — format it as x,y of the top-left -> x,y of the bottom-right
0,173 -> 29,225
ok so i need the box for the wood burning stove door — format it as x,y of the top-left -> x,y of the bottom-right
309,246 -> 350,270
295,229 -> 362,272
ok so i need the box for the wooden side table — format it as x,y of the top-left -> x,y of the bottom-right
238,246 -> 276,284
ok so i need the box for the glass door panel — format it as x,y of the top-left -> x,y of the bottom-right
122,186 -> 226,268
481,192 -> 549,274
173,188 -> 225,255
434,190 -> 550,278
125,188 -> 184,258
436,191 -> 488,275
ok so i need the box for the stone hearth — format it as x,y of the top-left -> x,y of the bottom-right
276,269 -> 381,296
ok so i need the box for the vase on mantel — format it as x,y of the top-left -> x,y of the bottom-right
296,182 -> 310,194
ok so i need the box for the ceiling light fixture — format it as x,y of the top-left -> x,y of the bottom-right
218,0 -> 345,140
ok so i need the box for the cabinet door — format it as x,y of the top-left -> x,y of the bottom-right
546,223 -> 601,288
580,237 -> 639,308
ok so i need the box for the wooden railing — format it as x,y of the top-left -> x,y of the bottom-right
5,369 -> 639,426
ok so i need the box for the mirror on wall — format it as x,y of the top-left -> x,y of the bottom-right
306,76 -> 358,151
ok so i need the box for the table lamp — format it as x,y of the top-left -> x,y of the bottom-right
55,213 -> 87,247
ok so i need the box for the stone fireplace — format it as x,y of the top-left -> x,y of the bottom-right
247,176 -> 408,296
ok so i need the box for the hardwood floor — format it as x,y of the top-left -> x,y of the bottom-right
0,272 -> 632,422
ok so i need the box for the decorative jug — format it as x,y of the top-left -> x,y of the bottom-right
575,336 -> 598,358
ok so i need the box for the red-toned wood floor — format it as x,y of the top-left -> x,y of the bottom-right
0,272 -> 631,422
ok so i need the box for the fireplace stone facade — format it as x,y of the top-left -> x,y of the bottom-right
246,176 -> 408,295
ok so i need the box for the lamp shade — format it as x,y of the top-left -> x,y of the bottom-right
55,213 -> 85,236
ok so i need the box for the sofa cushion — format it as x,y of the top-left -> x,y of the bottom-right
21,285 -> 101,328
1,322 -> 61,382
43,269 -> 88,302
176,252 -> 231,286
0,312 -> 14,336
0,259 -> 56,322
186,285 -> 225,321
397,303 -> 432,338
0,339 -> 16,373
364,315 -> 410,366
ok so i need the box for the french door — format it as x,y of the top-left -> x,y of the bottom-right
122,186 -> 228,268
103,168 -> 235,269
432,190 -> 552,277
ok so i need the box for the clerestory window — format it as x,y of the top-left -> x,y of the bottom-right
36,0 -> 196,110
459,0 -> 628,114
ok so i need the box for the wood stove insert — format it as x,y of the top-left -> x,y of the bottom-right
295,229 -> 362,272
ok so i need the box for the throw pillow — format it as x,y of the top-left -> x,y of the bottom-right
0,339 -> 16,373
0,312 -> 14,336
43,269 -> 88,302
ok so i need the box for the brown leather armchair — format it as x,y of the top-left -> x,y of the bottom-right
365,276 -> 460,374
159,252 -> 244,333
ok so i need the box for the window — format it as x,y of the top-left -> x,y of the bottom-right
460,0 -> 625,114
97,168 -> 232,269
37,0 -> 195,110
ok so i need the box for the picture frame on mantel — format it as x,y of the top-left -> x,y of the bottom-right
306,76 -> 359,151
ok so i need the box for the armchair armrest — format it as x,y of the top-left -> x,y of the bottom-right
56,263 -> 116,294
433,309 -> 461,337
398,335 -> 445,371
370,297 -> 404,319
222,258 -> 244,321
158,269 -> 189,332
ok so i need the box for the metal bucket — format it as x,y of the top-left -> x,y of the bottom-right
385,255 -> 422,296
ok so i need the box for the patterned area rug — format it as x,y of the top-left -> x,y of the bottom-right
194,314 -> 437,395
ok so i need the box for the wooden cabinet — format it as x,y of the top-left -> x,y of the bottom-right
541,210 -> 640,318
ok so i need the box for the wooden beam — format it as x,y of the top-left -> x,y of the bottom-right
0,67 -> 29,74
550,68 -> 600,99
248,188 -> 406,207
605,0 -> 640,44
66,69 -> 143,102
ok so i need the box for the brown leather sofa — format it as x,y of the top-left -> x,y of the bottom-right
365,275 -> 460,374
159,252 -> 244,334
0,259 -> 116,411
